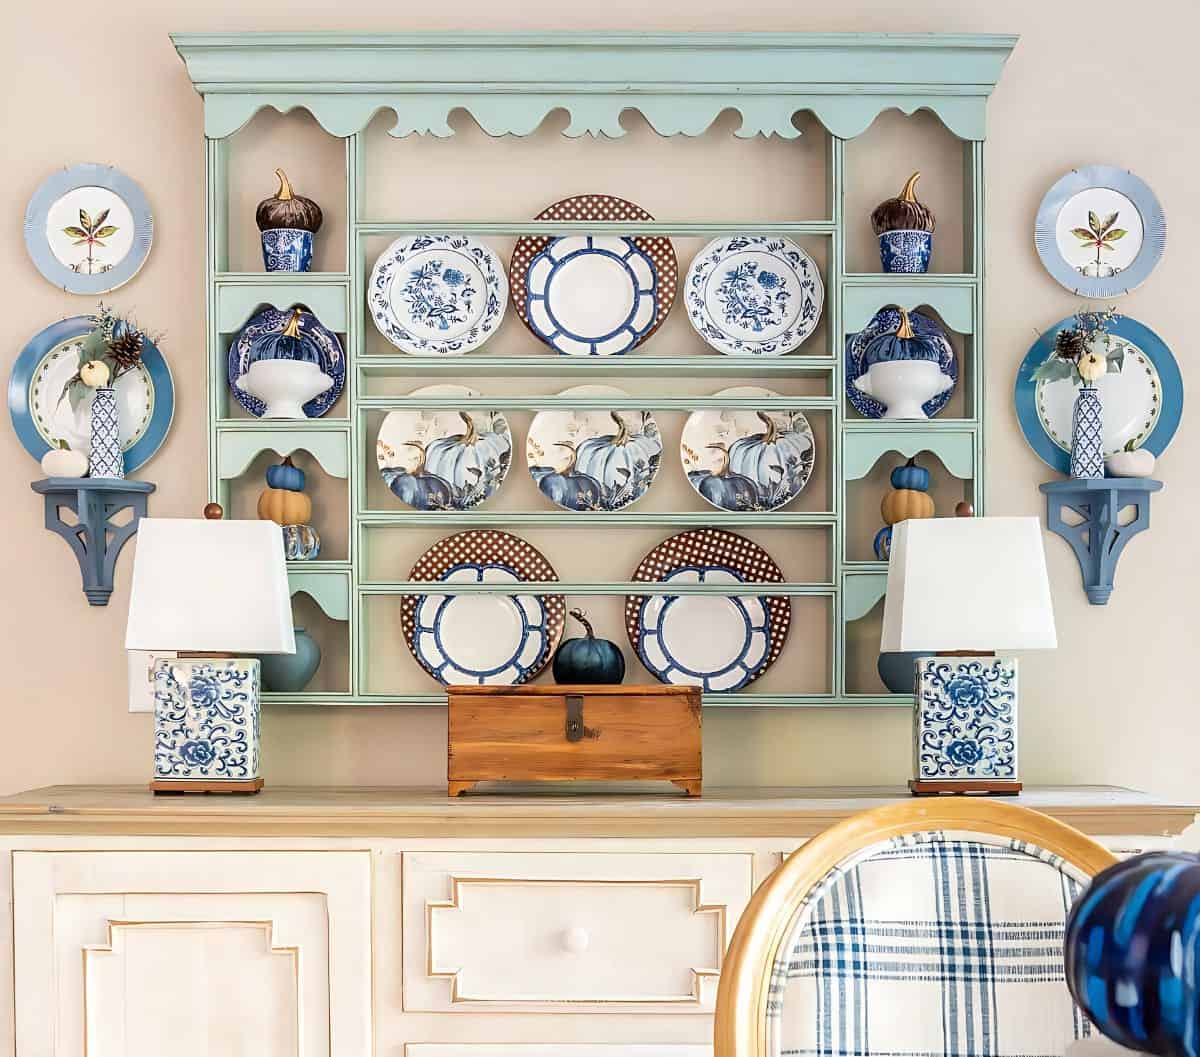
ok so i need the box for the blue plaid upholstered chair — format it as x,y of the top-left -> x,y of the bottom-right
715,800 -> 1118,1057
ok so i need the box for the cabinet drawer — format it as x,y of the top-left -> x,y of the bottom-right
402,851 -> 753,1012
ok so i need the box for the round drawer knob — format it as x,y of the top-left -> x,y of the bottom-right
562,926 -> 590,953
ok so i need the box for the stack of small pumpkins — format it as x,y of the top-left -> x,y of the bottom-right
873,457 -> 934,559
257,455 -> 321,560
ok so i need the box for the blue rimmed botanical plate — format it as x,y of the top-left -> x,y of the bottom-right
845,307 -> 957,419
369,234 -> 507,356
377,385 -> 512,510
24,164 -> 153,294
1015,314 -> 1182,474
624,529 -> 791,693
1035,165 -> 1166,298
401,530 -> 565,686
527,385 -> 662,511
227,307 -> 345,418
685,235 -> 823,356
8,315 -> 173,470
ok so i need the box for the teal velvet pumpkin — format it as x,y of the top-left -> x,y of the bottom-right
246,308 -> 322,366
889,457 -> 930,492
553,610 -> 625,685
266,455 -> 306,492
863,308 -> 943,367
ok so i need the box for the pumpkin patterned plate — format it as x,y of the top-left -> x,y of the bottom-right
527,385 -> 662,511
402,530 -> 565,686
685,235 -> 823,356
369,234 -> 507,356
228,307 -> 345,418
681,387 -> 814,512
376,385 -> 512,510
509,194 -> 678,356
845,307 -> 956,419
625,529 -> 791,693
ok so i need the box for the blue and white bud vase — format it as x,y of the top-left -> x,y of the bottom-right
1070,385 -> 1104,480
87,386 -> 124,479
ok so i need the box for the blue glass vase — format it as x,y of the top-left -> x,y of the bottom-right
1070,385 -> 1104,479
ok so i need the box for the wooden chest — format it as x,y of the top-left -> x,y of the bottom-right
446,685 -> 702,796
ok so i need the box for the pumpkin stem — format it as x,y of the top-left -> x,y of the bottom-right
282,308 -> 303,339
458,411 -> 478,446
895,308 -> 915,340
282,455 -> 295,468
899,171 -> 921,203
274,168 -> 295,201
569,608 -> 596,640
905,457 -> 917,468
611,411 -> 629,446
756,411 -> 778,445
705,442 -> 730,476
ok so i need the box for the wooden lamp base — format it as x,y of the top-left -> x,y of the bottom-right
909,779 -> 1022,797
151,778 -> 265,795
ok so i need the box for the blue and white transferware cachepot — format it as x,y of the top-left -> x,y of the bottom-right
878,229 -> 933,273
914,656 -> 1018,783
153,658 -> 261,784
228,307 -> 345,419
261,228 -> 314,272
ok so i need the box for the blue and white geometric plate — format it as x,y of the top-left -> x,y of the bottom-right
401,531 -> 565,686
8,315 -> 173,470
377,385 -> 512,511
845,307 -> 957,419
227,307 -> 345,418
1015,314 -> 1183,474
624,529 -> 791,693
685,235 -> 824,356
1034,165 -> 1166,298
369,234 -> 507,356
24,164 -> 153,294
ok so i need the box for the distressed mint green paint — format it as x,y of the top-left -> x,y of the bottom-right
180,31 -> 1008,707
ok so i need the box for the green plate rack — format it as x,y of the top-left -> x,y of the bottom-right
174,31 -> 1015,707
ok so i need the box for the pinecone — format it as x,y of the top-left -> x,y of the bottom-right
1054,328 -> 1086,361
107,328 -> 144,372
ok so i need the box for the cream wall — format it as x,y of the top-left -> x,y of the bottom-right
2,0 -> 1196,799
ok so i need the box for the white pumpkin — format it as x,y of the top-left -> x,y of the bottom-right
41,444 -> 88,479
80,359 -> 111,387
1105,447 -> 1156,478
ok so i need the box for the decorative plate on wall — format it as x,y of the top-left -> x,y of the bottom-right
1014,314 -> 1183,474
527,385 -> 662,511
509,194 -> 677,356
228,307 -> 345,418
8,315 -> 173,470
1034,166 -> 1166,297
681,387 -> 814,511
401,530 -> 565,686
845,307 -> 957,419
24,164 -> 154,294
377,385 -> 512,510
684,235 -> 823,356
368,234 -> 507,355
625,528 -> 791,692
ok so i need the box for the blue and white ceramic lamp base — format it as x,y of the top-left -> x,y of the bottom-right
150,658 -> 264,793
909,655 -> 1021,795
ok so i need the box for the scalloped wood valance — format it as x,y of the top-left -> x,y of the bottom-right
171,32 -> 1017,141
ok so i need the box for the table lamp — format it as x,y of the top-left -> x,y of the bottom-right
880,512 -> 1056,795
125,506 -> 294,794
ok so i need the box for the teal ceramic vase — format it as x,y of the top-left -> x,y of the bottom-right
259,627 -> 321,692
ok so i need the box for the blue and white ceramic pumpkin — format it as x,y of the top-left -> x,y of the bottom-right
862,308 -> 945,367
245,308 -> 322,366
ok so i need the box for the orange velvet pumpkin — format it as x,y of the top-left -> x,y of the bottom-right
880,487 -> 935,526
257,486 -> 312,526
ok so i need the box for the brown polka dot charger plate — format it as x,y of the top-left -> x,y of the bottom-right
624,528 -> 791,692
510,194 -> 678,356
402,530 -> 565,686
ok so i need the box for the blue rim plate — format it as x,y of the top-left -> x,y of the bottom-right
228,307 -> 346,418
1034,166 -> 1166,298
845,308 -> 957,419
24,164 -> 153,295
1015,314 -> 1183,474
8,315 -> 174,471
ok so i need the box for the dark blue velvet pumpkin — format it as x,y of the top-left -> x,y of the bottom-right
266,455 -> 306,492
553,610 -> 625,685
863,308 -> 944,367
889,457 -> 930,492
1065,851 -> 1200,1057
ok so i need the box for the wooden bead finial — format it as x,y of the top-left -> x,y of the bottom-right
203,502 -> 224,520
955,501 -> 975,517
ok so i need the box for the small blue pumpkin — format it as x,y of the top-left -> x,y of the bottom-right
863,308 -> 944,367
246,308 -> 322,366
553,609 -> 625,685
266,455 -> 306,492
889,457 -> 930,492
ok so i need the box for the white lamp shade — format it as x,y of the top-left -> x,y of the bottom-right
880,516 -> 1056,653
125,518 -> 295,655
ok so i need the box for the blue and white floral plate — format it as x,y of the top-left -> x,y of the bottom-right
527,385 -> 662,511
681,387 -> 814,511
685,235 -> 823,356
377,385 -> 512,510
401,530 -> 565,686
228,307 -> 345,418
624,529 -> 791,693
8,315 -> 173,470
510,194 -> 678,357
845,307 -> 956,419
369,234 -> 507,356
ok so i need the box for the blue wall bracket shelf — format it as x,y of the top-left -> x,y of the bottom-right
32,478 -> 156,606
1040,478 -> 1162,606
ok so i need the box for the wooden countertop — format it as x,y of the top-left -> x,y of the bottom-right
0,784 -> 1191,838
